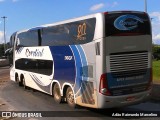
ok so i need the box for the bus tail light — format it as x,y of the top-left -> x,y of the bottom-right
99,73 -> 111,96
103,12 -> 108,15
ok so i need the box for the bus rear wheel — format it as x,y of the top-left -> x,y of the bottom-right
66,87 -> 76,108
16,75 -> 22,87
22,77 -> 28,89
53,83 -> 62,103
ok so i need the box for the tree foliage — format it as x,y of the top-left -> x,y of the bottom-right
153,44 -> 160,60
0,43 -> 10,57
0,44 -> 4,57
153,45 -> 160,53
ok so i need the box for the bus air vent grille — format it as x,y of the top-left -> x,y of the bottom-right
110,51 -> 148,78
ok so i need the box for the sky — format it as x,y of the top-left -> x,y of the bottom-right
0,0 -> 160,44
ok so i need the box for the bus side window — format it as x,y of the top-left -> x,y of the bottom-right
15,38 -> 21,50
16,38 -> 20,47
17,30 -> 39,47
37,60 -> 53,75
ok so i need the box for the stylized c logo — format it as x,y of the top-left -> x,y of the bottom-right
25,49 -> 30,57
114,14 -> 144,31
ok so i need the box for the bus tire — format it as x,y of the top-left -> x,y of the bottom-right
53,83 -> 62,104
15,74 -> 19,83
66,87 -> 76,108
16,75 -> 22,87
22,77 -> 27,90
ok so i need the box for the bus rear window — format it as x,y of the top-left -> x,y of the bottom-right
105,12 -> 151,36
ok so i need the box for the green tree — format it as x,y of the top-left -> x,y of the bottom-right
153,45 -> 160,53
153,44 -> 160,60
0,44 -> 4,57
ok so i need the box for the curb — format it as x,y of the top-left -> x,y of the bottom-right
0,98 -> 15,120
151,84 -> 160,101
0,117 -> 12,120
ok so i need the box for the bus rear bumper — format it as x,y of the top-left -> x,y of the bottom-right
97,90 -> 151,109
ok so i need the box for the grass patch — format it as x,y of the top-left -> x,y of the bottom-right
153,60 -> 160,83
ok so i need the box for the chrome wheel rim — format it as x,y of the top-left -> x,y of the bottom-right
54,85 -> 60,99
67,90 -> 74,104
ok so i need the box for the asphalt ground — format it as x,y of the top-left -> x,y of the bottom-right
151,83 -> 160,101
0,66 -> 160,120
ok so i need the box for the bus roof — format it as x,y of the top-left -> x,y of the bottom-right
16,10 -> 148,34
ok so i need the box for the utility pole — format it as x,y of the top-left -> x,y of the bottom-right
144,0 -> 147,12
1,16 -> 7,52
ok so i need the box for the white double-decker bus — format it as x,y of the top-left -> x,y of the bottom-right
10,11 -> 152,108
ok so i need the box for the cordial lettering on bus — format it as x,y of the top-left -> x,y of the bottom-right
114,14 -> 144,30
25,48 -> 44,57
77,23 -> 86,40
